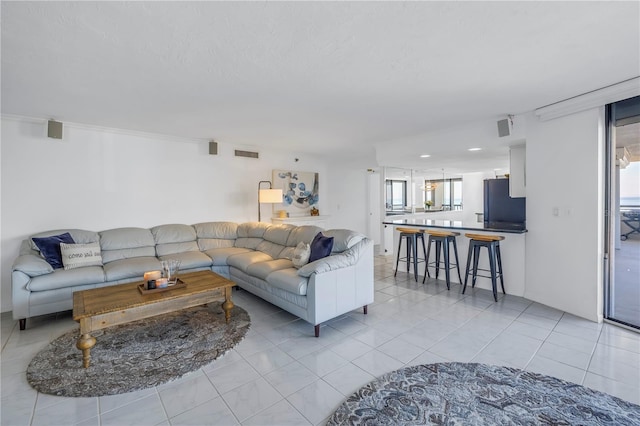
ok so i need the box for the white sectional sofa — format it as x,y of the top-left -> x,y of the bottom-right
12,222 -> 374,336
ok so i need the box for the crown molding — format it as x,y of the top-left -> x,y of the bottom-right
534,77 -> 640,122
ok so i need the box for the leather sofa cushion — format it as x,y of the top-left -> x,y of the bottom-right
151,224 -> 196,244
237,222 -> 270,238
246,259 -> 294,280
198,238 -> 235,251
263,225 -> 294,246
226,251 -> 273,273
100,228 -> 156,263
156,241 -> 199,257
235,224 -> 268,249
102,247 -> 156,264
235,237 -> 263,250
285,225 -> 323,247
204,247 -> 252,266
256,240 -> 286,259
13,254 -> 54,277
100,228 -> 155,250
152,224 -> 199,256
27,266 -> 105,291
103,256 -> 162,281
158,251 -> 212,270
266,268 -> 308,296
193,222 -> 238,239
323,229 -> 366,253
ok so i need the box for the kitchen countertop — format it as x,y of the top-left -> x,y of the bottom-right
383,218 -> 527,234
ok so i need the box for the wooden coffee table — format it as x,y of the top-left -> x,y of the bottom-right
72,270 -> 236,368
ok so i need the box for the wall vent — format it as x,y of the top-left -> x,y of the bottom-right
234,150 -> 259,159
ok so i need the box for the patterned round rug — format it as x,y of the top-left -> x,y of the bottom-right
327,362 -> 640,425
27,304 -> 250,397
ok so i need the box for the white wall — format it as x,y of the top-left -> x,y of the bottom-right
0,117 -> 330,312
461,171 -> 493,224
524,108 -> 604,322
324,157 -> 376,236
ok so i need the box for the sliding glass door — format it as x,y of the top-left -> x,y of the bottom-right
605,96 -> 640,329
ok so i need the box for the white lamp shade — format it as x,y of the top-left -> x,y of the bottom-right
259,188 -> 283,203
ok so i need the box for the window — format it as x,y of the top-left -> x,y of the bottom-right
424,178 -> 462,210
385,180 -> 407,211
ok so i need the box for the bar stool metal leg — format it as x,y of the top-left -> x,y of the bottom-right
424,235 -> 433,282
488,243 -> 498,301
394,235 -> 403,277
415,235 -> 421,281
452,237 -> 463,284
442,238 -> 450,290
462,242 -> 474,294
471,244 -> 481,289
434,240 -> 441,279
406,236 -> 412,274
496,243 -> 505,295
420,233 -> 431,284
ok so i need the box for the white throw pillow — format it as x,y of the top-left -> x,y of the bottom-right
60,242 -> 103,270
292,242 -> 311,268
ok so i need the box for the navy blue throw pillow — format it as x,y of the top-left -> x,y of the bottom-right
309,232 -> 334,263
32,233 -> 75,269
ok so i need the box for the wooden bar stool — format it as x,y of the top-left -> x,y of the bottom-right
462,233 -> 505,301
423,230 -> 463,290
394,227 -> 427,282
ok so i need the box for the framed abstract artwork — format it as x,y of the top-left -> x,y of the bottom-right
272,170 -> 319,215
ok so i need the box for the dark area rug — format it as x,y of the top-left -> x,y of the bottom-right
27,304 -> 250,397
327,362 -> 640,425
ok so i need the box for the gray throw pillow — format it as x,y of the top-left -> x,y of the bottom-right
60,242 -> 104,270
292,242 -> 311,268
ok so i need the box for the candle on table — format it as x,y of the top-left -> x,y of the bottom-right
144,271 -> 161,281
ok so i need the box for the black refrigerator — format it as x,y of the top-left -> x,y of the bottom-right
483,178 -> 526,224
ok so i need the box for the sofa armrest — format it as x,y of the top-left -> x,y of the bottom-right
305,241 -> 374,325
12,270 -> 32,320
297,238 -> 371,277
13,254 -> 53,277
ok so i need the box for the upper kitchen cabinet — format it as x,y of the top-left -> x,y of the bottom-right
509,144 -> 526,197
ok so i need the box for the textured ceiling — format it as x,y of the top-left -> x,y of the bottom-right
2,1 -> 639,165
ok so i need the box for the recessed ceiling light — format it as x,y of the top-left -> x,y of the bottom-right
468,147 -> 482,151
420,154 -> 431,158
494,168 -> 501,171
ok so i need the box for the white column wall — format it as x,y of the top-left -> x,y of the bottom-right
524,108 -> 604,322
0,117 -> 330,312
325,158 -> 374,236
461,171 -> 493,224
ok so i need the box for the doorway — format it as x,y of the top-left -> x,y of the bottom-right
605,96 -> 640,329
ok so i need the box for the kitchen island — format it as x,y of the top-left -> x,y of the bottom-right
383,218 -> 527,297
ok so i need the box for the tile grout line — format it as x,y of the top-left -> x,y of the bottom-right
582,322 -> 606,386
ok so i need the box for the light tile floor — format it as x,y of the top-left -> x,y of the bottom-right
2,256 -> 639,425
